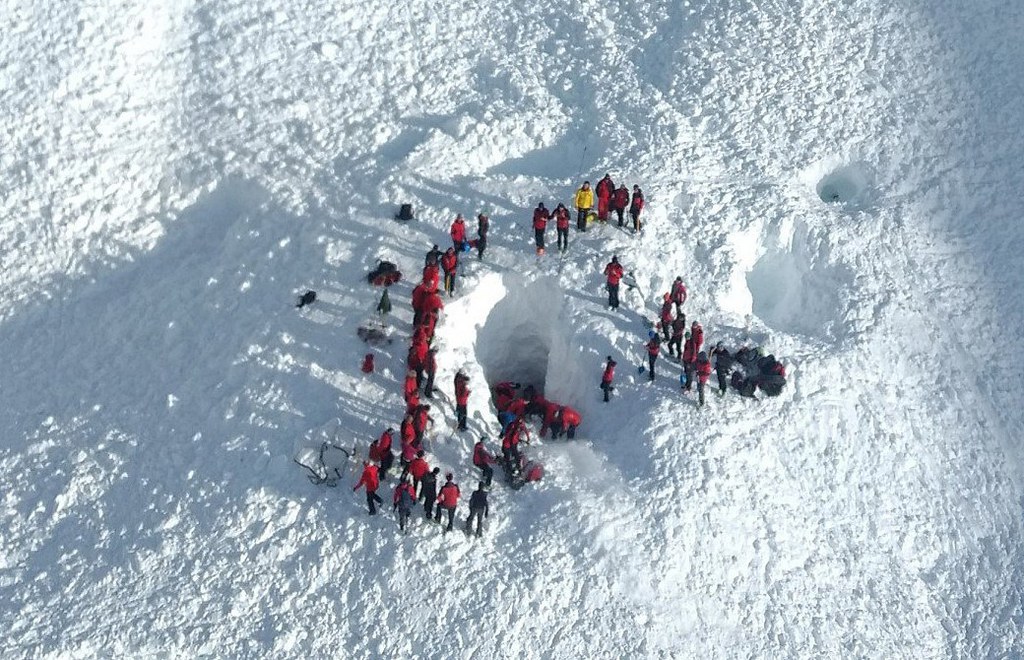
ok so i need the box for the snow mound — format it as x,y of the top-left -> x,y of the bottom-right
747,218 -> 853,342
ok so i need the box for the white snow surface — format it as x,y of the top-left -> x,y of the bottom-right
2,0 -> 1023,657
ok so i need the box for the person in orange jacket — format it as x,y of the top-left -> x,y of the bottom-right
434,473 -> 461,532
353,461 -> 383,515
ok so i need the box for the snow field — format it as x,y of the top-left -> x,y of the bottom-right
1,0 -> 1023,657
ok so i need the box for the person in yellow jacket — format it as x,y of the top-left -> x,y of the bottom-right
574,181 -> 593,232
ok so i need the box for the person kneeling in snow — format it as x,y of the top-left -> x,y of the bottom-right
550,406 -> 582,439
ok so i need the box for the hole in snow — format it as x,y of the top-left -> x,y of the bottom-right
746,221 -> 853,342
816,162 -> 873,208
475,275 -> 568,397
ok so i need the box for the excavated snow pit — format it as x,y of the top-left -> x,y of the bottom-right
815,162 -> 873,208
474,274 -> 576,399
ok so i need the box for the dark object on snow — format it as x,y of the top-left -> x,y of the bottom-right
296,290 -> 317,308
376,288 -> 392,315
361,353 -> 375,373
396,203 -> 414,222
358,321 -> 392,346
502,452 -> 544,490
367,260 -> 402,286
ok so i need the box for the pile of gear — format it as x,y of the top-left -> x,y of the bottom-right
726,346 -> 787,398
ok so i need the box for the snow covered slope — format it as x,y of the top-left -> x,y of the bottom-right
2,0 -> 1022,657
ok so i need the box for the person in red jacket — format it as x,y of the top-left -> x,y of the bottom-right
670,276 -> 687,314
493,381 -> 518,412
400,414 -> 416,451
353,461 -> 383,515
423,262 -> 440,291
440,247 -> 458,296
681,331 -> 698,391
403,369 -> 418,404
407,450 -> 430,494
450,214 -> 467,252
409,338 -> 429,388
472,438 -> 497,487
551,406 -> 582,439
501,417 -> 528,467
532,202 -> 550,253
668,311 -> 687,358
604,255 -> 624,309
691,321 -> 704,353
553,203 -> 571,252
368,431 -> 392,479
411,282 -> 429,325
454,370 -> 470,431
412,404 -> 432,444
505,396 -> 526,420
601,356 -> 616,402
629,185 -> 645,232
434,473 -> 461,532
422,290 -> 444,319
611,184 -> 630,227
645,332 -> 661,382
595,174 -> 615,221
659,294 -> 674,341
695,351 -> 713,407
393,476 -> 417,532
423,348 -> 437,398
539,399 -> 561,437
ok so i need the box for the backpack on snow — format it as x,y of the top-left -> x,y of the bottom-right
395,204 -> 414,222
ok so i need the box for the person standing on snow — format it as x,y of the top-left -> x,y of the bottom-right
659,294 -> 674,342
454,370 -> 470,432
645,332 -> 661,382
423,348 -> 437,398
710,342 -> 733,396
420,467 -> 440,520
681,331 -> 698,391
690,320 -> 705,353
393,475 -> 417,532
553,203 -> 571,252
604,255 -> 625,310
595,174 -> 615,222
601,356 -> 617,402
412,404 -> 433,445
533,202 -> 550,254
612,184 -> 630,227
353,461 -> 383,515
629,185 -> 645,232
434,473 -> 461,532
574,181 -> 594,231
425,244 -> 442,267
370,428 -> 396,479
464,482 -> 490,537
450,215 -> 468,252
408,450 -> 430,495
472,438 -> 497,487
441,247 -> 458,296
670,276 -> 687,314
476,213 -> 489,259
668,311 -> 687,359
695,351 -> 713,407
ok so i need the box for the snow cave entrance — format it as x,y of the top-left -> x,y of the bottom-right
816,162 -> 873,208
475,275 -> 567,403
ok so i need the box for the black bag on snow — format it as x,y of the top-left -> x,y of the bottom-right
396,204 -> 414,221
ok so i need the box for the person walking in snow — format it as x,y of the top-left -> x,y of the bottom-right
553,203 -> 570,252
710,342 -> 733,396
476,213 -> 489,259
659,294 -> 674,342
601,356 -> 616,402
574,181 -> 594,231
533,202 -> 550,254
423,348 -> 437,398
612,184 -> 630,227
645,332 -> 661,382
695,351 -> 713,407
441,247 -> 458,296
629,185 -> 645,232
454,370 -> 470,432
668,311 -> 686,359
393,475 -> 417,532
473,438 -> 497,488
434,473 -> 461,532
464,482 -> 490,537
450,215 -> 468,252
420,467 -> 439,520
370,428 -> 396,479
595,173 -> 615,222
604,255 -> 625,310
670,276 -> 687,314
353,461 -> 383,515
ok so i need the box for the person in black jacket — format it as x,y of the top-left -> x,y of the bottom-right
465,482 -> 490,537
710,342 -> 734,396
420,467 -> 439,520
